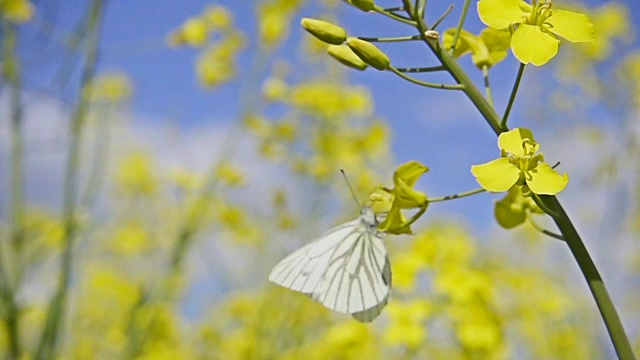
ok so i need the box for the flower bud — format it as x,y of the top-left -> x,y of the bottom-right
346,37 -> 390,71
350,0 -> 375,12
300,18 -> 347,45
327,44 -> 368,71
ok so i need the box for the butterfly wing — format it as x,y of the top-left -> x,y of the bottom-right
269,217 -> 391,322
268,220 -> 362,294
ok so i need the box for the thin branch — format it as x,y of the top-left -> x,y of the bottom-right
389,66 -> 464,90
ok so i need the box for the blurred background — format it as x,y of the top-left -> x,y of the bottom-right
1,0 -> 640,358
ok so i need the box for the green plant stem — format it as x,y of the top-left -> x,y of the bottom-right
428,188 -> 486,202
395,65 -> 446,73
482,65 -> 494,108
541,196 -> 635,359
528,217 -> 565,241
407,11 -> 635,359
36,1 -> 105,358
502,62 -> 525,129
389,66 -> 463,90
449,0 -> 471,50
358,35 -> 421,43
430,5 -> 454,30
414,0 -> 426,20
373,5 -> 416,26
2,18 -> 24,360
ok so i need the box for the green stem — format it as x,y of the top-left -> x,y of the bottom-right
482,65 -> 494,108
528,217 -> 565,241
389,66 -> 463,90
429,188 -> 485,202
406,12 -> 635,359
395,65 -> 446,73
2,18 -> 24,360
357,35 -> 421,43
540,196 -> 635,360
80,105 -> 112,209
449,0 -> 471,51
373,5 -> 416,26
414,0 -> 426,20
430,5 -> 454,30
36,1 -> 105,358
501,62 -> 525,129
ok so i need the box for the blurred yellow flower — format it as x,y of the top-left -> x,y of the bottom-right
111,222 -> 149,255
0,0 -> 34,23
214,162 -> 246,187
436,266 -> 493,303
202,5 -> 233,29
84,72 -> 133,102
391,251 -> 425,291
196,32 -> 245,88
168,166 -> 204,191
115,152 -> 159,196
168,17 -> 210,47
384,300 -> 431,348
584,2 -> 630,61
256,0 -> 302,48
452,303 -> 503,353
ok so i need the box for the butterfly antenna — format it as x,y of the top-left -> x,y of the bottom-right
340,169 -> 361,211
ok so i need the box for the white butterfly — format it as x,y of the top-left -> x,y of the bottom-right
268,206 -> 391,322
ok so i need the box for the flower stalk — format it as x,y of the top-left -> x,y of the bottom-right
36,1 -> 105,358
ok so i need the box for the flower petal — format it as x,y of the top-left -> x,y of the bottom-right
477,0 -> 529,29
395,178 -> 428,209
511,24 -> 559,66
471,158 -> 520,192
443,28 -> 476,58
394,161 -> 428,187
378,204 -> 412,235
526,163 -> 569,195
498,128 -> 534,156
494,188 -> 527,228
480,28 -> 511,66
547,9 -> 594,43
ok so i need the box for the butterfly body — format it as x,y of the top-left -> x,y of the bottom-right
269,207 -> 391,322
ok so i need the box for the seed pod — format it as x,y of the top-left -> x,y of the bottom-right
327,44 -> 368,71
346,37 -> 390,71
300,18 -> 347,45
350,0 -> 375,12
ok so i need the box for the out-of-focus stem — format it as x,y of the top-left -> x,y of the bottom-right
35,1 -> 105,358
2,18 -> 25,360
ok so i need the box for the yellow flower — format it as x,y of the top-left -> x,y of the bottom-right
375,161 -> 429,235
443,27 -> 511,68
471,128 -> 568,195
477,0 -> 594,66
